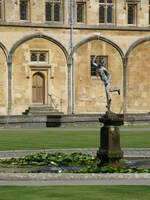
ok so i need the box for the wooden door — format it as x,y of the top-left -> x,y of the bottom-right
32,73 -> 45,103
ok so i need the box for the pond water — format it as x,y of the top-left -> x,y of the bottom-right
0,158 -> 150,173
26,158 -> 150,173
23,166 -> 81,173
124,158 -> 150,169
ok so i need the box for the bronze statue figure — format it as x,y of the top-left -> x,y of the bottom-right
92,56 -> 120,111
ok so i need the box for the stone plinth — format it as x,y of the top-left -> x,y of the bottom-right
97,112 -> 124,166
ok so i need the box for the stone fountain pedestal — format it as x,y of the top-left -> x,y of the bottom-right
97,111 -> 124,166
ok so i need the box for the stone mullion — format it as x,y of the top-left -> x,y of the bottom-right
67,59 -> 72,114
123,57 -> 127,114
61,0 -> 64,23
51,2 -> 54,21
99,1 -> 114,24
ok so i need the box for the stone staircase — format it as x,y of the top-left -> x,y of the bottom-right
23,105 -> 63,116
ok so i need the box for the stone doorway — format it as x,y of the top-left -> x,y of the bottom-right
32,72 -> 45,104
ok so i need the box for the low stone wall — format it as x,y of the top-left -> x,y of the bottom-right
124,113 -> 150,124
0,113 -> 150,128
0,116 -> 47,128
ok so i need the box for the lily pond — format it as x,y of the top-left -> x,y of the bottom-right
0,152 -> 150,173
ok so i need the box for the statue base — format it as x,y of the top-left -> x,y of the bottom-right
97,111 -> 124,166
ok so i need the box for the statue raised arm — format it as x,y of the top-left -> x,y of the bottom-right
92,55 -> 98,67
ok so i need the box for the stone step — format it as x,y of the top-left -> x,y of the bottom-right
28,107 -> 56,112
23,105 -> 63,116
27,112 -> 63,116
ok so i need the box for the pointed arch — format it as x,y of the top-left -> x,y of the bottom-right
71,35 -> 124,61
0,42 -> 8,61
125,36 -> 150,64
7,33 -> 69,114
33,71 -> 45,79
124,36 -> 150,113
71,34 -> 125,114
8,33 -> 69,63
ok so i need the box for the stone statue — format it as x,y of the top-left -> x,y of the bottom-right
92,56 -> 120,111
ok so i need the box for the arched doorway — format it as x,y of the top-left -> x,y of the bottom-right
32,72 -> 45,104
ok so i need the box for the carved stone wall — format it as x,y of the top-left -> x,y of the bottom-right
74,39 -> 123,113
0,1 -> 150,115
0,48 -> 7,115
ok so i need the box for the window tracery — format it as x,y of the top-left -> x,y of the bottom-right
99,0 -> 114,24
45,0 -> 62,22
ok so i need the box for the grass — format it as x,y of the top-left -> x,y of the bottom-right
0,129 -> 150,150
0,186 -> 149,200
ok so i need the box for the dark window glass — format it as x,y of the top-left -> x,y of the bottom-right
77,4 -> 84,23
128,5 -> 134,24
54,3 -> 60,21
45,1 -> 61,22
107,6 -> 112,23
91,56 -> 108,77
46,2 -> 52,21
149,9 -> 150,25
99,6 -> 105,23
31,53 -> 38,62
20,0 -> 28,20
0,1 -> 1,19
39,53 -> 46,62
99,0 -> 114,24
91,56 -> 97,76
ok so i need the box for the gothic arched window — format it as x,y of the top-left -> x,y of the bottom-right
128,4 -> 136,25
107,6 -> 112,23
99,5 -> 105,23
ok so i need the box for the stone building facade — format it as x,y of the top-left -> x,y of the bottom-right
0,0 -> 150,116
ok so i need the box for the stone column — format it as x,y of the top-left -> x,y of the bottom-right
67,59 -> 72,114
123,57 -> 127,114
7,60 -> 12,115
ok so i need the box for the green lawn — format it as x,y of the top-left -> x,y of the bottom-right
0,186 -> 149,200
0,129 -> 150,150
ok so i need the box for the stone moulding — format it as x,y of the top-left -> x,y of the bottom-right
0,42 -> 8,60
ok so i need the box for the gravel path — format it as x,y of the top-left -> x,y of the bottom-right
0,179 -> 150,186
0,173 -> 150,186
